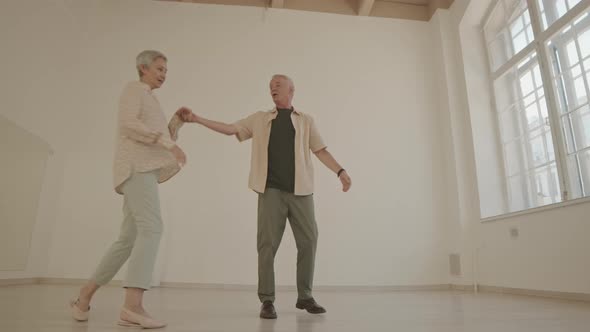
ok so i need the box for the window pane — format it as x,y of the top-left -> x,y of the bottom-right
488,34 -> 511,71
566,40 -> 580,64
570,105 -> 590,150
530,132 -> 549,166
505,139 -> 525,176
548,20 -> 590,107
551,163 -> 561,198
538,0 -> 586,30
578,149 -> 590,192
525,101 -> 541,129
547,11 -> 590,199
533,66 -> 543,88
513,32 -> 528,53
566,154 -> 583,197
579,28 -> 590,58
520,71 -> 535,95
495,70 -> 521,112
500,108 -> 521,141
533,164 -> 560,205
562,113 -> 577,153
546,129 -> 557,161
568,148 -> 590,197
494,51 -> 560,212
485,0 -> 532,71
511,15 -> 524,34
508,174 -> 528,211
574,76 -> 588,104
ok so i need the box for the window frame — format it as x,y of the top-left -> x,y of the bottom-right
481,0 -> 590,219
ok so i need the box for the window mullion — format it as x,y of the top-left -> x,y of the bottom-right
516,75 -> 535,205
482,26 -> 513,212
527,0 -> 572,200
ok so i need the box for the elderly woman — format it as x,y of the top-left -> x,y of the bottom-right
69,50 -> 186,329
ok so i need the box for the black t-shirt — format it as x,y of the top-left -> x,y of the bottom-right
266,108 -> 296,193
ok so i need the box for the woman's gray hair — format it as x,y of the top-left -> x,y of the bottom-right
136,50 -> 167,77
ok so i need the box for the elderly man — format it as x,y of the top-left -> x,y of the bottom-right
177,74 -> 351,319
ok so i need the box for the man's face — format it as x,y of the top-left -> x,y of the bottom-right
140,57 -> 167,89
269,77 -> 293,105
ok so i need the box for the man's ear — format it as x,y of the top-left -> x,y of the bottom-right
139,64 -> 148,76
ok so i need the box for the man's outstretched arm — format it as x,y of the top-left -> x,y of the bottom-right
314,148 -> 352,192
176,107 -> 238,136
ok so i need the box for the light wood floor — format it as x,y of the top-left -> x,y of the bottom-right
1,285 -> 589,331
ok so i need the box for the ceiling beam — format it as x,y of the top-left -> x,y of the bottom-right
154,0 -> 447,21
357,0 -> 375,16
371,1 -> 429,21
270,0 -> 284,8
428,0 -> 454,19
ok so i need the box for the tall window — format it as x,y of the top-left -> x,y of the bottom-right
547,10 -> 590,198
483,0 -> 590,214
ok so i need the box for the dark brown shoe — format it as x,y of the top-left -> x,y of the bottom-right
260,300 -> 277,319
295,298 -> 326,314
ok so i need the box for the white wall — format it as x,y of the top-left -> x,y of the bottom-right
438,0 -> 590,294
429,2 -> 480,287
0,0 -> 74,280
0,117 -> 51,271
0,0 -> 454,286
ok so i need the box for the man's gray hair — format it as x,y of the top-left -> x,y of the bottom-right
272,74 -> 295,92
136,50 -> 167,77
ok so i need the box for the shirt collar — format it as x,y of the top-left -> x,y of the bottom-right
136,80 -> 152,91
270,107 -> 300,115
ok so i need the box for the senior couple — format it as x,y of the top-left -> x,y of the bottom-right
69,50 -> 352,328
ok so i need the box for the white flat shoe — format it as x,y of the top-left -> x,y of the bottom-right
117,319 -> 142,328
69,299 -> 89,322
119,308 -> 166,329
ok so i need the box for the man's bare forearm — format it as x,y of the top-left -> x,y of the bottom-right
193,115 -> 237,136
314,148 -> 343,174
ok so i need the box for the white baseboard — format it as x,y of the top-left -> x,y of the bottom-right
159,282 -> 256,291
158,282 -> 451,292
36,278 -> 124,287
451,284 -> 477,291
0,278 -> 123,287
312,284 -> 451,292
2,278 -> 588,302
477,285 -> 590,302
0,278 -> 39,286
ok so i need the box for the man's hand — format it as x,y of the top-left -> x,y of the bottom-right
170,145 -> 187,167
339,171 -> 351,192
176,107 -> 198,123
